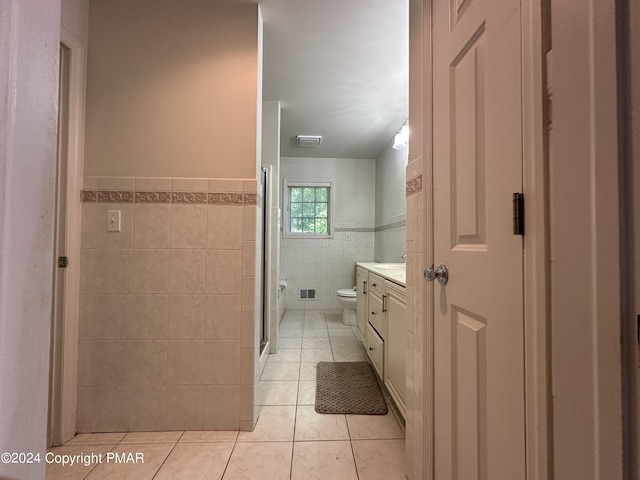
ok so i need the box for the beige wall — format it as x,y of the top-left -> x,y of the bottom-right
85,0 -> 259,178
78,0 -> 262,433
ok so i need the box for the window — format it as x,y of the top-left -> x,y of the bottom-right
283,180 -> 333,237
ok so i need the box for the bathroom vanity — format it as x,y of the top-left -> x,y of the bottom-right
355,263 -> 406,418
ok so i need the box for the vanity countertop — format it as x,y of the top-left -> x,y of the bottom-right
356,262 -> 406,287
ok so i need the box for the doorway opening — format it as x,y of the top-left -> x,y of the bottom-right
48,43 -> 71,448
47,30 -> 86,447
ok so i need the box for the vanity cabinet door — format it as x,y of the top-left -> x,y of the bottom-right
384,280 -> 406,416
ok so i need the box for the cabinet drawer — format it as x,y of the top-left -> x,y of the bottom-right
368,292 -> 384,336
368,272 -> 385,297
365,321 -> 384,379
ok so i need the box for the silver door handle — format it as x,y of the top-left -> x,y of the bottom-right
423,264 -> 449,286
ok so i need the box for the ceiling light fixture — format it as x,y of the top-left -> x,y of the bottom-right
296,135 -> 322,148
392,121 -> 409,150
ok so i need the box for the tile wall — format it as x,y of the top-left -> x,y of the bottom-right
279,225 -> 374,311
404,168 -> 426,479
77,176 -> 259,433
374,213 -> 407,263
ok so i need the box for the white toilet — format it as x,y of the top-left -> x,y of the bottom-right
336,288 -> 357,326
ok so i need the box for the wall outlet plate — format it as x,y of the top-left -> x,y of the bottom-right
107,210 -> 121,232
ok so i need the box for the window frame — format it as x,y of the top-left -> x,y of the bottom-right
283,179 -> 334,239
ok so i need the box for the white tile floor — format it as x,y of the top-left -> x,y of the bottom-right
47,310 -> 406,480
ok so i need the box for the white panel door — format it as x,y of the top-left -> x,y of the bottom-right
431,0 -> 526,478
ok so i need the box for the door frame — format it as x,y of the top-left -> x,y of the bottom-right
549,0 -> 630,477
521,0 -> 551,478
48,28 -> 86,446
628,0 -> 640,471
418,0 -> 550,478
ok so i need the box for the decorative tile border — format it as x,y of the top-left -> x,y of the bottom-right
97,191 -> 134,203
82,190 -> 259,206
406,174 -> 423,196
245,194 -> 259,206
374,219 -> 406,232
208,193 -> 244,205
81,190 -> 97,202
334,226 -> 375,233
135,192 -> 171,203
334,219 -> 406,233
173,192 -> 208,204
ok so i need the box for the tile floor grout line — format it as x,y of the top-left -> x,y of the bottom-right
218,435 -> 240,480
289,350 -> 303,480
80,443 -> 119,480
345,416 -> 362,480
347,440 -> 360,480
149,439 -> 180,480
281,439 -> 294,480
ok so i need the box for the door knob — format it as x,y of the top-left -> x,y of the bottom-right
423,264 -> 449,286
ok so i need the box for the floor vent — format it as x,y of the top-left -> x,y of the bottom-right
299,289 -> 316,300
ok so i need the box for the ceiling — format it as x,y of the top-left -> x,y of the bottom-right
259,0 -> 409,159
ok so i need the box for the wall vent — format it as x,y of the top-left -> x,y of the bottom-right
296,135 -> 322,148
299,289 -> 316,300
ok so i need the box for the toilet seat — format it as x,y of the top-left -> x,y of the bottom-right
337,288 -> 357,298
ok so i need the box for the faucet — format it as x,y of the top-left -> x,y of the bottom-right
401,254 -> 406,262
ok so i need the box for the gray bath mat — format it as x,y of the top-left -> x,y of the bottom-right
315,361 -> 388,415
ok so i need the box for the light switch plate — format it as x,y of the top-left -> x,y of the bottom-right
107,210 -> 121,232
